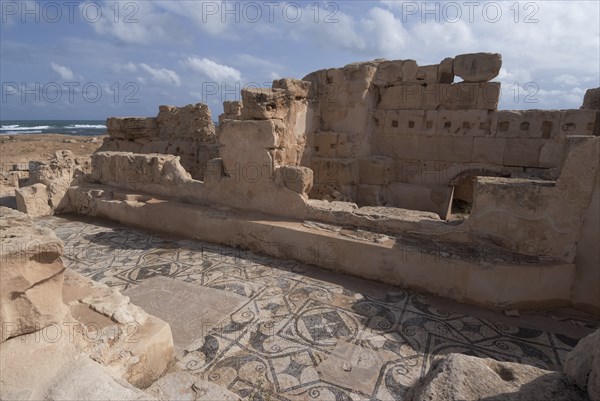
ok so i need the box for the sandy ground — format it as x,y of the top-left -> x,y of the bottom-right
0,133 -> 104,168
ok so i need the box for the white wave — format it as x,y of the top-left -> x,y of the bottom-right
0,125 -> 51,131
0,130 -> 43,135
64,124 -> 106,129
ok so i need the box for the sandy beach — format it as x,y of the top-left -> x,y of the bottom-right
0,133 -> 104,168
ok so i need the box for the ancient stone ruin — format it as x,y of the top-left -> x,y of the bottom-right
4,53 -> 600,400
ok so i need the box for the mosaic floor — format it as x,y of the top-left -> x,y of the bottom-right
41,215 -> 598,401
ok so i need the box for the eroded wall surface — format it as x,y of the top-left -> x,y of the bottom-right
101,104 -> 218,180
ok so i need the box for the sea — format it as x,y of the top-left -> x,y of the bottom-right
0,120 -> 107,136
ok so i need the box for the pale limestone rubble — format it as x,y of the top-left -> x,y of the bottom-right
12,53 -> 600,315
0,207 -> 176,399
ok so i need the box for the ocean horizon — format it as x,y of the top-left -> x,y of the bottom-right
0,120 -> 107,136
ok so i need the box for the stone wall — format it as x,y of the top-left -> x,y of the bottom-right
101,103 -> 218,180
300,54 -> 600,218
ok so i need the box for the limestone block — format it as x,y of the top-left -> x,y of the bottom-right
320,105 -> 371,134
375,135 -> 418,161
559,109 -> 599,136
63,271 -> 174,389
442,82 -> 500,110
582,87 -> 600,110
106,117 -> 158,139
219,119 -> 286,178
336,133 -> 361,158
590,343 -> 600,401
384,182 -> 454,219
564,330 -> 600,397
503,138 -> 544,167
0,207 -> 66,342
358,157 -> 394,185
272,78 -> 311,99
417,136 -> 441,161
240,88 -> 290,120
496,110 -> 561,138
380,110 -> 427,135
356,184 -> 384,206
454,52 -> 502,82
311,158 -> 358,185
406,353 -> 588,401
437,136 -> 474,163
157,103 -> 214,139
416,65 -> 439,83
15,183 -> 52,217
438,57 -> 454,84
539,139 -> 568,168
421,84 -> 451,109
437,110 -> 497,137
274,165 -> 313,196
472,137 -> 506,165
312,131 -> 339,158
373,60 -> 404,86
379,84 -> 422,109
0,327 -> 152,401
146,373 -> 240,401
91,152 -> 192,187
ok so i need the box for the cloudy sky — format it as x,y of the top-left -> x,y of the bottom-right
1,0 -> 599,120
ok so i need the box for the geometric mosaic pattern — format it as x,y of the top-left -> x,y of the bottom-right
41,215 -> 599,401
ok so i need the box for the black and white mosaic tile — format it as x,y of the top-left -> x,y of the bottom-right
41,215 -> 599,401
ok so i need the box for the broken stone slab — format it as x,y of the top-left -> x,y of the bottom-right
405,353 -> 588,401
0,325 -> 153,401
15,183 -> 52,217
454,52 -> 502,82
63,270 -> 175,389
0,207 -> 67,342
564,329 -> 600,401
145,372 -> 241,401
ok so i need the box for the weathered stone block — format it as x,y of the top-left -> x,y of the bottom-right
157,103 -> 214,139
379,84 -> 422,109
496,110 -> 561,139
438,57 -> 454,83
15,183 -> 52,217
581,87 -> 600,110
381,110 -> 426,135
106,117 -> 158,139
539,139 -> 568,168
473,137 -> 506,165
437,110 -> 497,136
415,65 -> 439,83
358,157 -> 394,185
503,138 -> 544,167
356,184 -> 384,206
312,131 -> 339,158
311,158 -> 358,185
0,207 -> 66,342
272,78 -> 311,99
559,109 -> 599,136
240,88 -> 290,120
275,165 -> 313,196
454,52 -> 502,82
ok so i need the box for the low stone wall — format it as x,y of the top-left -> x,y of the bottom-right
101,103 -> 219,180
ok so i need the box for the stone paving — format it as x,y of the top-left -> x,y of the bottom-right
41,215 -> 599,401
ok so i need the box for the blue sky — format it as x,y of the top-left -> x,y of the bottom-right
1,0 -> 599,120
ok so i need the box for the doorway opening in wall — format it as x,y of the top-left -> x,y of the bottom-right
451,175 -> 475,220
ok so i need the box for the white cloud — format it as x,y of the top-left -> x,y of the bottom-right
111,62 -> 138,74
553,74 -> 580,87
50,62 -> 76,81
139,64 -> 181,86
182,57 -> 242,82
83,1 -> 182,45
